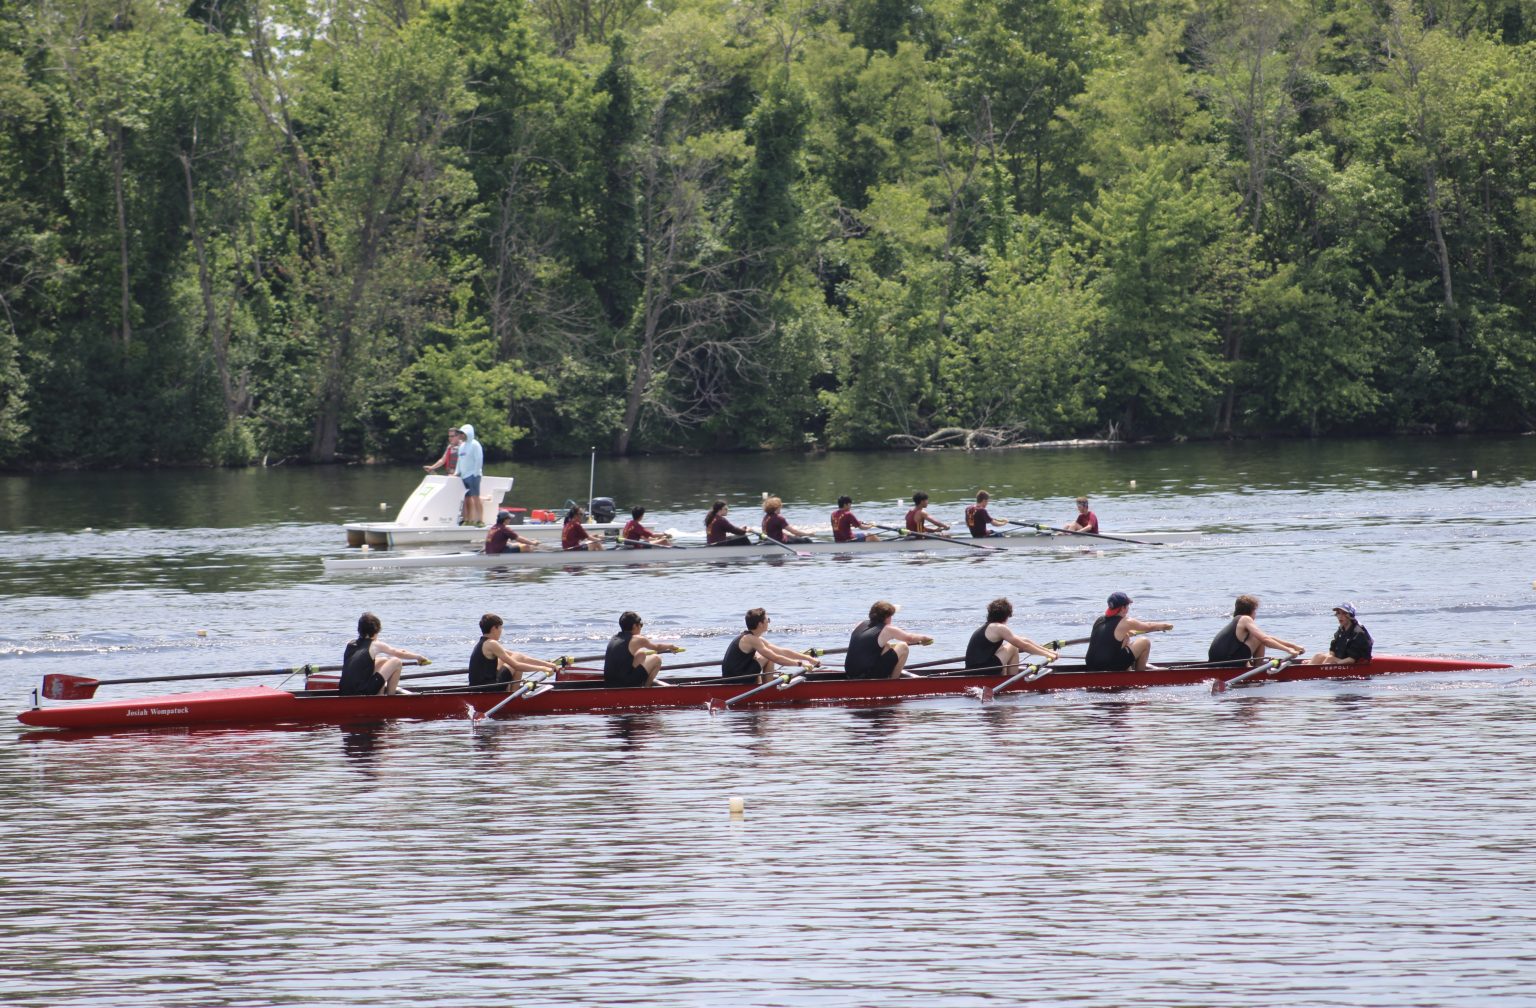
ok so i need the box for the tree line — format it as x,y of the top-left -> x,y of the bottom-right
1,0 -> 1533,468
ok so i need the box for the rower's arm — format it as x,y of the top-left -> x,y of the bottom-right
761,641 -> 818,667
1002,628 -> 1057,660
375,641 -> 427,662
887,626 -> 935,646
1122,617 -> 1173,635
1258,630 -> 1304,654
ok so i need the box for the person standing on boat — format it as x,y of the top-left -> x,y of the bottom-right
561,504 -> 605,550
340,612 -> 428,696
1208,594 -> 1304,663
722,608 -> 821,683
964,598 -> 1059,675
1308,603 -> 1374,665
455,423 -> 485,526
1085,592 -> 1172,671
621,506 -> 672,547
469,613 -> 560,688
831,496 -> 881,542
761,497 -> 813,544
846,601 -> 933,679
705,500 -> 753,545
484,512 -> 542,554
604,611 -> 683,687
964,491 -> 1011,537
1063,496 -> 1099,534
423,426 -> 462,474
905,492 -> 951,535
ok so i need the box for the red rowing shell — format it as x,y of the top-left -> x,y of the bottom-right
16,655 -> 1512,732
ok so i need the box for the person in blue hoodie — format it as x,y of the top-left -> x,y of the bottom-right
454,423 -> 486,526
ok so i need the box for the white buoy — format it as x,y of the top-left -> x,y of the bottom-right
1129,479 -> 1137,488
728,796 -> 745,817
1471,470 -> 1478,478
379,502 -> 389,509
196,629 -> 208,637
82,527 -> 93,532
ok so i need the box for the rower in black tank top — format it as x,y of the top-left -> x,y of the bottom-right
964,624 -> 1003,672
468,635 -> 505,686
339,639 -> 383,695
846,620 -> 895,679
604,630 -> 646,687
1085,615 -> 1135,671
1207,618 -> 1251,663
721,633 -> 759,679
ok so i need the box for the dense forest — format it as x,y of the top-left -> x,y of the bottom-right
0,0 -> 1532,467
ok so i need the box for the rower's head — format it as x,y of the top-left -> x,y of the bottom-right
763,496 -> 782,514
565,505 -> 584,523
869,600 -> 896,625
480,613 -> 503,635
357,612 -> 381,640
1234,594 -> 1259,616
837,495 -> 853,509
987,598 -> 1012,623
631,506 -> 646,520
976,491 -> 990,503
1332,602 -> 1357,625
707,499 -> 728,519
619,611 -> 643,632
913,492 -> 929,506
494,511 -> 513,526
745,607 -> 768,631
1075,496 -> 1090,510
1105,591 -> 1132,616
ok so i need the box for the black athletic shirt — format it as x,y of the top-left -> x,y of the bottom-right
468,635 -> 506,687
604,631 -> 647,687
846,620 -> 896,679
722,632 -> 759,679
1207,618 -> 1252,663
1085,615 -> 1135,671
339,638 -> 382,695
1329,622 -> 1373,662
965,624 -> 1004,672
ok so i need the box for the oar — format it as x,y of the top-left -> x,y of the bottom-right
477,670 -> 556,720
1211,654 -> 1305,694
617,537 -> 683,550
645,645 -> 845,675
400,652 -> 599,684
1022,522 -> 1164,546
42,659 -> 431,701
753,532 -> 812,559
724,669 -> 811,708
872,524 -> 1000,551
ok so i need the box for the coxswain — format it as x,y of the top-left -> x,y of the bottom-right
340,612 -> 428,696
905,492 -> 951,535
964,491 -> 1010,537
561,504 -> 605,550
831,496 -> 880,542
1063,496 -> 1099,534
1084,592 -> 1172,671
1207,594 -> 1304,664
1308,603 -> 1373,665
721,608 -> 821,683
484,512 -> 542,554
963,598 -> 1059,675
761,496 -> 813,543
846,601 -> 932,679
604,611 -> 684,687
621,506 -> 672,548
468,613 -> 560,688
705,500 -> 753,545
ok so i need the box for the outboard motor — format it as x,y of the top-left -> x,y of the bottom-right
590,497 -> 617,524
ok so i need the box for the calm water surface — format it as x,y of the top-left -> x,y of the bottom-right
2,438 -> 1534,1006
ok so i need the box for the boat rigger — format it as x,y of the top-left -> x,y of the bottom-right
17,655 -> 1510,732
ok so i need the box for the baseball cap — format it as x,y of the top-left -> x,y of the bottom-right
1333,603 -> 1357,618
1107,591 -> 1132,610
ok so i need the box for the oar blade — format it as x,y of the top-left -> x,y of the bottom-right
42,674 -> 100,701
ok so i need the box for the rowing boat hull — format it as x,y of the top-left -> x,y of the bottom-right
322,530 -> 1204,571
16,655 -> 1509,732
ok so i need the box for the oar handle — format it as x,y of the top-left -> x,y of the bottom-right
1026,522 -> 1163,546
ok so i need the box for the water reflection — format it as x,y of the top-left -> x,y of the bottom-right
606,712 -> 662,750
340,721 -> 395,769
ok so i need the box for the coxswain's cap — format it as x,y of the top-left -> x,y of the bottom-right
1333,603 -> 1357,618
495,511 -> 512,524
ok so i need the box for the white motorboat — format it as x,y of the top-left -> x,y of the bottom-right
342,475 -> 621,548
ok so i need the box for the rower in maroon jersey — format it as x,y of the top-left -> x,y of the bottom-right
561,505 -> 605,550
1063,496 -> 1099,534
830,496 -> 880,542
964,491 -> 1012,537
761,496 -> 813,543
904,491 -> 951,535
704,500 -> 753,545
620,506 -> 672,548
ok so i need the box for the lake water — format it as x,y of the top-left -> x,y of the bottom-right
2,437 -> 1534,1006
